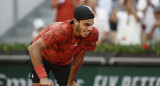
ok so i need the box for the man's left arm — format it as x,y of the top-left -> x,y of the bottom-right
67,50 -> 86,86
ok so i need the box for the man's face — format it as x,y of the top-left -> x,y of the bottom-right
77,19 -> 94,37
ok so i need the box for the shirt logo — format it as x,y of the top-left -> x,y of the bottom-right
73,43 -> 78,46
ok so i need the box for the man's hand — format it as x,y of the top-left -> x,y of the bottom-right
73,81 -> 79,86
67,81 -> 79,86
40,77 -> 53,86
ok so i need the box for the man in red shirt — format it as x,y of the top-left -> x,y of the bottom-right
51,0 -> 82,22
28,5 -> 99,86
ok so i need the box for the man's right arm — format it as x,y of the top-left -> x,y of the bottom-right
28,38 -> 53,86
28,38 -> 46,67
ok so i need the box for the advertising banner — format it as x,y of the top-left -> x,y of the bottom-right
0,63 -> 160,86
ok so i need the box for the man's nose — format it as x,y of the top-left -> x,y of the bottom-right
88,26 -> 92,31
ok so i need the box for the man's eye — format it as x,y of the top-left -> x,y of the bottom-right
85,24 -> 90,27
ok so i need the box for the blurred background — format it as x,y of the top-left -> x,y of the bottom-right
0,0 -> 160,86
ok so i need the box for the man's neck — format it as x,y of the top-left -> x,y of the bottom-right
73,24 -> 80,37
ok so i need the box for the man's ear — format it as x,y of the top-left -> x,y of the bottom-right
73,19 -> 79,25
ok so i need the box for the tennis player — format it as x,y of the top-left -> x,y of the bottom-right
28,5 -> 99,86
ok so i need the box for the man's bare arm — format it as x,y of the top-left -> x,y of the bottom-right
67,50 -> 86,86
28,38 -> 53,86
28,38 -> 46,66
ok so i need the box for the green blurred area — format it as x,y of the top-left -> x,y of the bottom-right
0,43 -> 29,54
0,42 -> 160,55
95,43 -> 160,55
